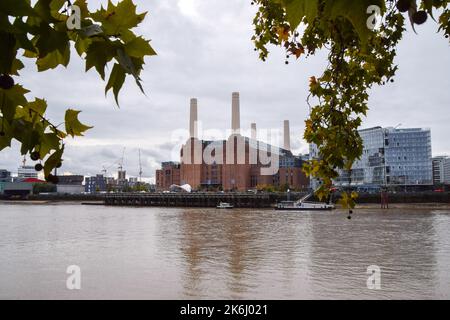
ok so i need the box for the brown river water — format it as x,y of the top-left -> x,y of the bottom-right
1,203 -> 449,299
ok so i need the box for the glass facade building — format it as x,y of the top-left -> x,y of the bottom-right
333,127 -> 432,187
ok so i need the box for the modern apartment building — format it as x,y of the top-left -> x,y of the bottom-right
432,156 -> 450,185
316,126 -> 433,188
85,174 -> 107,193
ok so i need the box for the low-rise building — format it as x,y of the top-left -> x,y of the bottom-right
17,165 -> 38,179
56,175 -> 84,194
156,162 -> 181,191
0,169 -> 12,182
85,174 -> 107,193
433,156 -> 450,185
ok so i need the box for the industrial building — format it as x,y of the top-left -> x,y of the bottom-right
56,175 -> 84,194
156,92 -> 309,192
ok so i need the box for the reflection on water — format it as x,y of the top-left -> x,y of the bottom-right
0,203 -> 449,299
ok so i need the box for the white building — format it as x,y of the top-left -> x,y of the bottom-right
17,165 -> 38,179
432,156 -> 450,185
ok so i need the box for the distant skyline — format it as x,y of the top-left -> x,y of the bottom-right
0,0 -> 449,183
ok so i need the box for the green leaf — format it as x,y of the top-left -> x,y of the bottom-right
0,120 -> 12,151
31,0 -> 61,23
280,0 -> 319,29
0,32 -> 17,74
36,44 -> 70,71
10,59 -> 25,76
74,36 -> 92,56
39,132 -> 61,158
85,40 -> 117,79
44,146 -> 64,178
323,0 -> 385,45
116,48 -> 145,95
73,0 -> 89,17
0,0 -> 35,16
91,0 -> 147,36
35,24 -> 69,57
27,98 -> 47,116
125,37 -> 157,58
105,63 -> 126,105
12,18 -> 37,53
20,128 -> 41,155
0,85 -> 29,121
65,109 -> 93,137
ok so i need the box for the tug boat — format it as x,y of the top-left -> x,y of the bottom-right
276,192 -> 334,211
217,202 -> 234,209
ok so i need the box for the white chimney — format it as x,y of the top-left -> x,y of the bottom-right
231,92 -> 240,135
251,123 -> 257,140
189,98 -> 198,138
283,120 -> 291,151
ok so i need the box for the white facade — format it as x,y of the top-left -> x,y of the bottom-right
444,158 -> 450,184
433,156 -> 450,184
17,166 -> 38,179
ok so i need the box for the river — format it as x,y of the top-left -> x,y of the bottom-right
1,203 -> 449,299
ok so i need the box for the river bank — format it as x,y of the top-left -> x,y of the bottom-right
1,191 -> 449,207
1,200 -> 450,211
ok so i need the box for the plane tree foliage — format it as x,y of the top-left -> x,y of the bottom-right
252,0 -> 450,208
0,0 -> 155,183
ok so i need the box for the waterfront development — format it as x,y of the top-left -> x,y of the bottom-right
1,0 -> 450,307
1,203 -> 450,299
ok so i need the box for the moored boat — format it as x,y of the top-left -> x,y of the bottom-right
276,191 -> 334,211
276,200 -> 334,210
217,202 -> 234,209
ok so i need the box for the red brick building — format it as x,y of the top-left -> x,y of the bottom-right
155,162 -> 181,191
178,134 -> 309,191
156,92 -> 309,192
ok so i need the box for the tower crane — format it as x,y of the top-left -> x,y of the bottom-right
138,149 -> 143,182
118,147 -> 126,172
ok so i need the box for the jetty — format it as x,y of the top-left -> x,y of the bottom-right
104,192 -> 277,208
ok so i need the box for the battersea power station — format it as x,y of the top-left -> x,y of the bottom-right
156,92 -> 309,192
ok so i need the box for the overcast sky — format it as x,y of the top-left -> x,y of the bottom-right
1,0 -> 449,182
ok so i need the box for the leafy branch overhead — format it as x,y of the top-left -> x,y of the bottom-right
252,0 -> 449,209
0,0 -> 155,182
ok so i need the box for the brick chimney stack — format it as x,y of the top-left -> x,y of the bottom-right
251,123 -> 257,140
283,120 -> 291,151
189,98 -> 198,138
231,92 -> 240,135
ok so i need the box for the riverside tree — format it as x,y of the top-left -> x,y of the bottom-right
252,0 -> 450,208
0,0 -> 155,183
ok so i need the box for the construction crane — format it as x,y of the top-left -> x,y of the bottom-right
101,163 -> 115,176
100,147 -> 126,177
118,147 -> 126,172
138,149 -> 143,182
